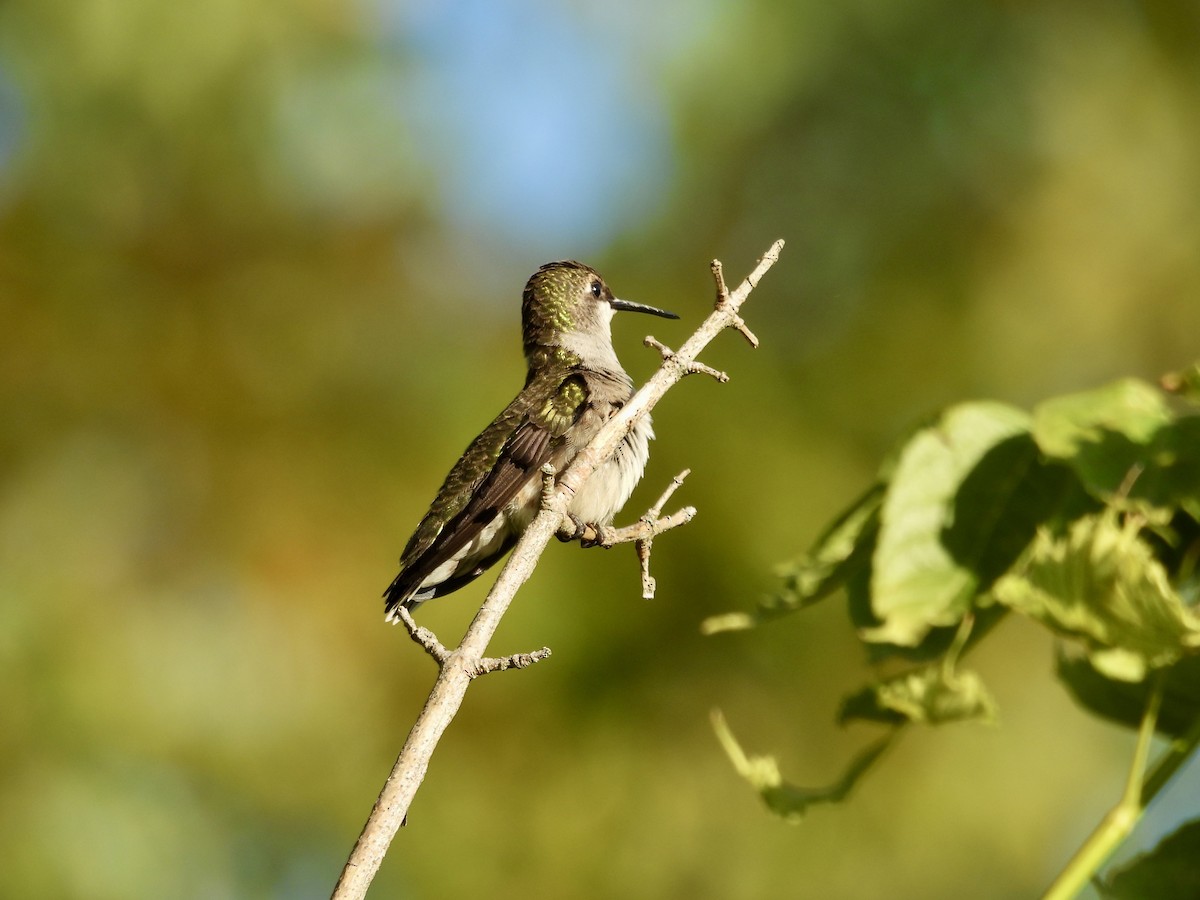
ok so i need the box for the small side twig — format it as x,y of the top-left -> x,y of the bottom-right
393,607 -> 450,666
632,469 -> 693,599
468,647 -> 553,678
712,257 -> 730,300
556,470 -> 695,600
394,595 -> 550,677
644,468 -> 691,520
555,470 -> 695,549
600,503 -> 697,548
644,337 -> 730,383
713,258 -> 760,348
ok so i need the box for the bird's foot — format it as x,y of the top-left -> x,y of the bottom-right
579,523 -> 605,548
557,514 -> 606,548
556,513 -> 586,543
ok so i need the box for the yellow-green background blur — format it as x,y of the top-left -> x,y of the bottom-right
3,1 -> 1199,897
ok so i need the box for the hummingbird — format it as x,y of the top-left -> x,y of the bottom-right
383,261 -> 678,620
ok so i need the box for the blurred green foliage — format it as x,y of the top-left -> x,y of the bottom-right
3,0 -> 1200,897
708,375 -> 1200,895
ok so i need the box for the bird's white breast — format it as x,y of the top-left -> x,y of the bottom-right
567,414 -> 654,524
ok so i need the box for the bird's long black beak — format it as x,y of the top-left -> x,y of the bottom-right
610,297 -> 679,320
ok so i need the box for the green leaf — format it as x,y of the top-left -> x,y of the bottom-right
853,435 -> 1086,665
856,605 -> 1009,666
1131,416 -> 1200,518
1099,819 -> 1200,899
944,437 -> 1090,588
1035,377 -> 1170,456
1156,511 -> 1200,607
1033,374 -> 1200,522
992,513 -> 1200,681
1057,650 -> 1200,738
863,401 -> 1031,646
839,663 -> 998,726
710,710 -> 892,822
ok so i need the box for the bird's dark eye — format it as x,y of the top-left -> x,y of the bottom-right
590,280 -> 602,298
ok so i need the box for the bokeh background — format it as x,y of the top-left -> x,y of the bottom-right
3,0 -> 1199,897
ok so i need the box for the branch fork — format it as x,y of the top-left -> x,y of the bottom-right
392,607 -> 551,677
641,255 -> 763,386
555,469 -> 697,600
712,258 -> 760,348
644,336 -> 729,383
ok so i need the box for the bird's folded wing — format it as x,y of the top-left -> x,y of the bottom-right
386,417 -> 557,600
